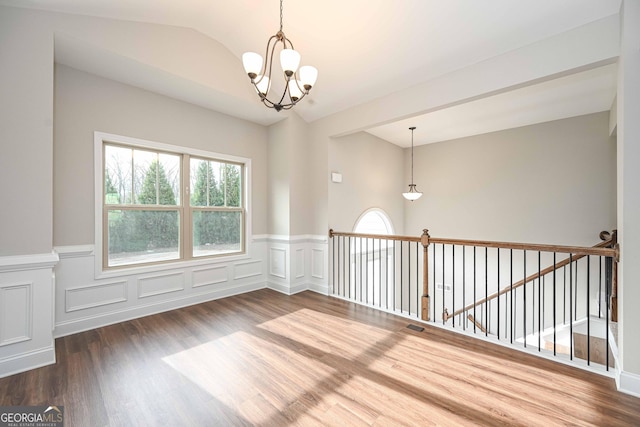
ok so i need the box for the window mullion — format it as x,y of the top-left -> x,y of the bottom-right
183,154 -> 191,260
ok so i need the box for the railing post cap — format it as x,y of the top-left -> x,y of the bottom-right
421,229 -> 430,246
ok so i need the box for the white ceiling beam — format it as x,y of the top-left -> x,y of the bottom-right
316,14 -> 620,138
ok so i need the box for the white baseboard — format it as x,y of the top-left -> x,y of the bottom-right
267,281 -> 328,296
307,283 -> 329,295
0,346 -> 55,378
617,369 -> 640,398
54,281 -> 266,338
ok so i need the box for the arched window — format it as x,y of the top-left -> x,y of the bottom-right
353,208 -> 394,235
351,209 -> 395,306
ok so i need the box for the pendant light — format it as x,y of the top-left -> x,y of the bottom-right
403,126 -> 423,201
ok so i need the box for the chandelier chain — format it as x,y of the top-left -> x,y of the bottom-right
279,0 -> 283,33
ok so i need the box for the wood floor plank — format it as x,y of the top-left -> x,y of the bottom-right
0,289 -> 638,426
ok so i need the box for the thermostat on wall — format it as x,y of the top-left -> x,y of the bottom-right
331,172 -> 343,183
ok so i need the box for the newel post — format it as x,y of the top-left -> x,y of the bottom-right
612,229 -> 619,322
421,229 -> 431,321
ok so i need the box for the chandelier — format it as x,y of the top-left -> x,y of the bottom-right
403,126 -> 423,201
242,0 -> 318,112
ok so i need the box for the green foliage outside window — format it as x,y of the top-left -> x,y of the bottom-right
103,142 -> 244,267
108,160 -> 179,255
191,160 -> 242,251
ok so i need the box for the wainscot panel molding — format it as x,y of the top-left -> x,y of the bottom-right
137,272 -> 185,299
53,241 -> 269,338
0,282 -> 32,346
65,281 -> 128,312
233,260 -> 262,280
0,254 -> 57,378
266,235 -> 329,296
269,247 -> 287,279
192,266 -> 228,288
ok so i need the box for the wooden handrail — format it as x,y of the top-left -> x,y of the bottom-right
467,314 -> 487,334
329,229 -> 421,243
443,238 -> 613,322
329,229 -> 618,259
429,237 -> 616,258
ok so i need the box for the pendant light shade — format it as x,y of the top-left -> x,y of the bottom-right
403,126 -> 423,201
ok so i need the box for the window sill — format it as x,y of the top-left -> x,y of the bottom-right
95,251 -> 251,280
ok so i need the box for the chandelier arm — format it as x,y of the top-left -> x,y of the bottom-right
292,77 -> 308,95
262,97 -> 276,108
266,37 -> 279,86
276,77 -> 291,107
282,35 -> 294,50
257,34 -> 279,83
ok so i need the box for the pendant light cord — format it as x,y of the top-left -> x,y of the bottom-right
410,126 -> 416,185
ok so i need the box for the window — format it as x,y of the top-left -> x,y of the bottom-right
189,158 -> 243,258
98,133 -> 247,270
353,209 -> 394,235
352,209 -> 394,305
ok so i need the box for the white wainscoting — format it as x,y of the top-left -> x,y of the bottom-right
0,252 -> 58,378
265,235 -> 329,295
1,236 -> 328,377
53,241 -> 269,338
53,236 -> 328,337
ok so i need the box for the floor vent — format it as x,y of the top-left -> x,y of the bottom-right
407,324 -> 425,332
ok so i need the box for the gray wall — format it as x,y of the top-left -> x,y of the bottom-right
405,112 -> 616,246
53,64 -> 268,246
329,132 -> 405,234
0,7 -> 53,256
267,112 -> 313,236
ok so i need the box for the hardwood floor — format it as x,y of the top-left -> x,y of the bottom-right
1,289 -> 638,426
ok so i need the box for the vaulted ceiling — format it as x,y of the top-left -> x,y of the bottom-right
0,0 -> 621,146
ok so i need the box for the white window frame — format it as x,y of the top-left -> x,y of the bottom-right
353,208 -> 395,235
94,131 -> 252,279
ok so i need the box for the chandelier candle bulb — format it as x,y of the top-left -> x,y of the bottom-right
280,49 -> 301,76
299,66 -> 318,89
288,80 -> 303,101
242,52 -> 263,79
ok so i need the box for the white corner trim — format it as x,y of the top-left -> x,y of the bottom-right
54,245 -> 95,259
0,252 -> 59,273
617,370 -> 640,398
